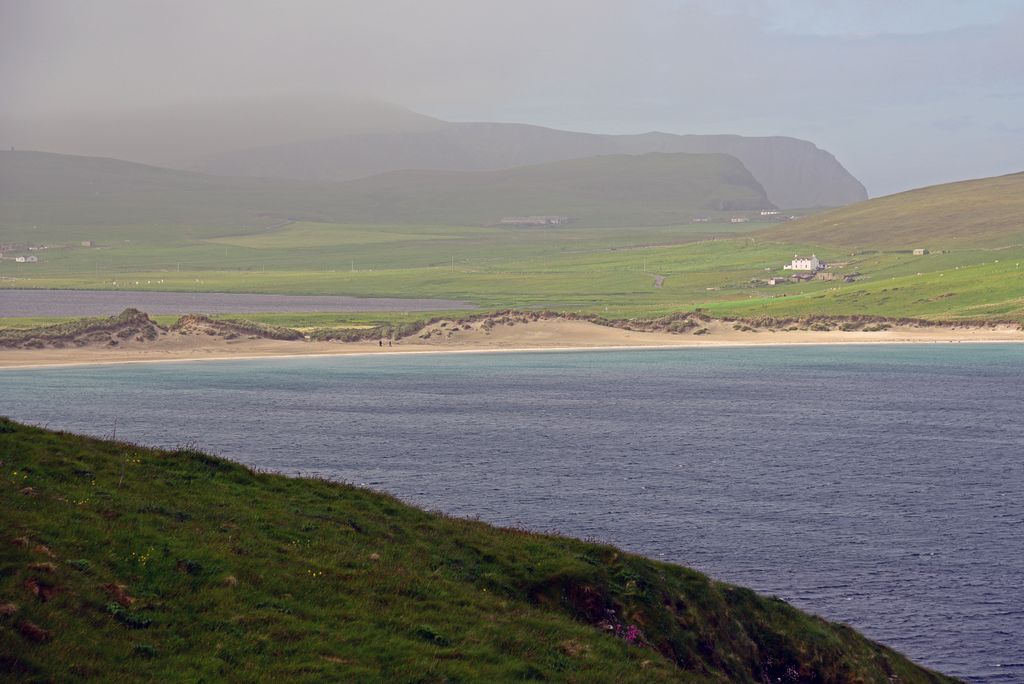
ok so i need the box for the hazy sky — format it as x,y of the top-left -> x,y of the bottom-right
2,0 -> 1022,196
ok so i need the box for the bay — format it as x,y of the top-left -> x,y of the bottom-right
2,344 -> 1022,682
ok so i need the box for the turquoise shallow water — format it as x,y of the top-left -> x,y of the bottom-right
2,344 -> 1022,681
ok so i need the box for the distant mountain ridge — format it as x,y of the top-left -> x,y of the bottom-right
0,149 -> 772,232
188,120 -> 867,209
321,151 -> 773,226
2,98 -> 866,209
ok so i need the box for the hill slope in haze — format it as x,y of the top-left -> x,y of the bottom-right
0,98 -> 442,172
189,120 -> 867,209
0,150 -> 772,235
313,151 -> 773,226
2,98 -> 866,209
758,171 -> 1024,249
0,418 -> 956,682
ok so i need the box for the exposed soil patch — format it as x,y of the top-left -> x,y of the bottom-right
24,578 -> 60,602
16,621 -> 52,643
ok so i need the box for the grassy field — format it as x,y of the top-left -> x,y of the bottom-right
4,232 -> 1023,325
2,158 -> 1022,325
0,419 -> 956,682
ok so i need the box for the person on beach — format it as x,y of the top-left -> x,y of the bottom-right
379,339 -> 383,347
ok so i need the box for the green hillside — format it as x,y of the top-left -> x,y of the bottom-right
0,150 -> 309,237
0,150 -> 771,240
324,152 -> 772,226
760,171 -> 1024,248
0,419 -> 955,682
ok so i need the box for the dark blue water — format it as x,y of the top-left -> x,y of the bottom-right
2,345 -> 1022,682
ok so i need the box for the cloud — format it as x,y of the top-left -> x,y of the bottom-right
1,0 -> 1021,195
931,116 -> 975,133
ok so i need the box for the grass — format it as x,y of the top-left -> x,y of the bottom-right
2,158 -> 1022,325
0,309 -> 161,348
0,419 -> 957,682
4,237 -> 1023,324
760,171 -> 1024,249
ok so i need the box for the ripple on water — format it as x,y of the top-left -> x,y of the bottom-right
1,344 -> 1022,681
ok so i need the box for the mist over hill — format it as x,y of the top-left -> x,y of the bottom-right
3,99 -> 865,210
189,119 -> 866,209
0,149 -> 772,234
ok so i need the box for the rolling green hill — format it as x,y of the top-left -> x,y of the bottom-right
0,419 -> 955,682
0,150 -> 315,236
759,171 -> 1024,249
0,150 -> 770,239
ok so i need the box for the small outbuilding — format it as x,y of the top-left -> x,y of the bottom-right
913,248 -> 929,256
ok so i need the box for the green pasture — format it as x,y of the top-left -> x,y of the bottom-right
3,219 -> 1023,324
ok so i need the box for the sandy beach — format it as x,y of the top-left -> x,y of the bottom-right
1,318 -> 1022,369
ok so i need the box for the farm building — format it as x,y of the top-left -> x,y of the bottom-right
913,248 -> 929,256
499,216 -> 570,226
786,254 -> 822,271
15,255 -> 38,263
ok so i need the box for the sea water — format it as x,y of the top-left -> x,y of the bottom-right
2,345 -> 1022,681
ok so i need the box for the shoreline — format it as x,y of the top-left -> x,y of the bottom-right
2,318 -> 1022,370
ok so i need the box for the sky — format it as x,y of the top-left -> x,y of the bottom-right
1,0 -> 1022,196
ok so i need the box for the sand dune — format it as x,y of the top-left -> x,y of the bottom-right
1,318 -> 1021,369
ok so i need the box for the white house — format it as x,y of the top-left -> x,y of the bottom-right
786,254 -> 821,271
913,248 -> 929,256
15,255 -> 38,263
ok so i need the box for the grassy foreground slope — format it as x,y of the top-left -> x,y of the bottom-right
0,420 -> 954,683
761,171 -> 1024,248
